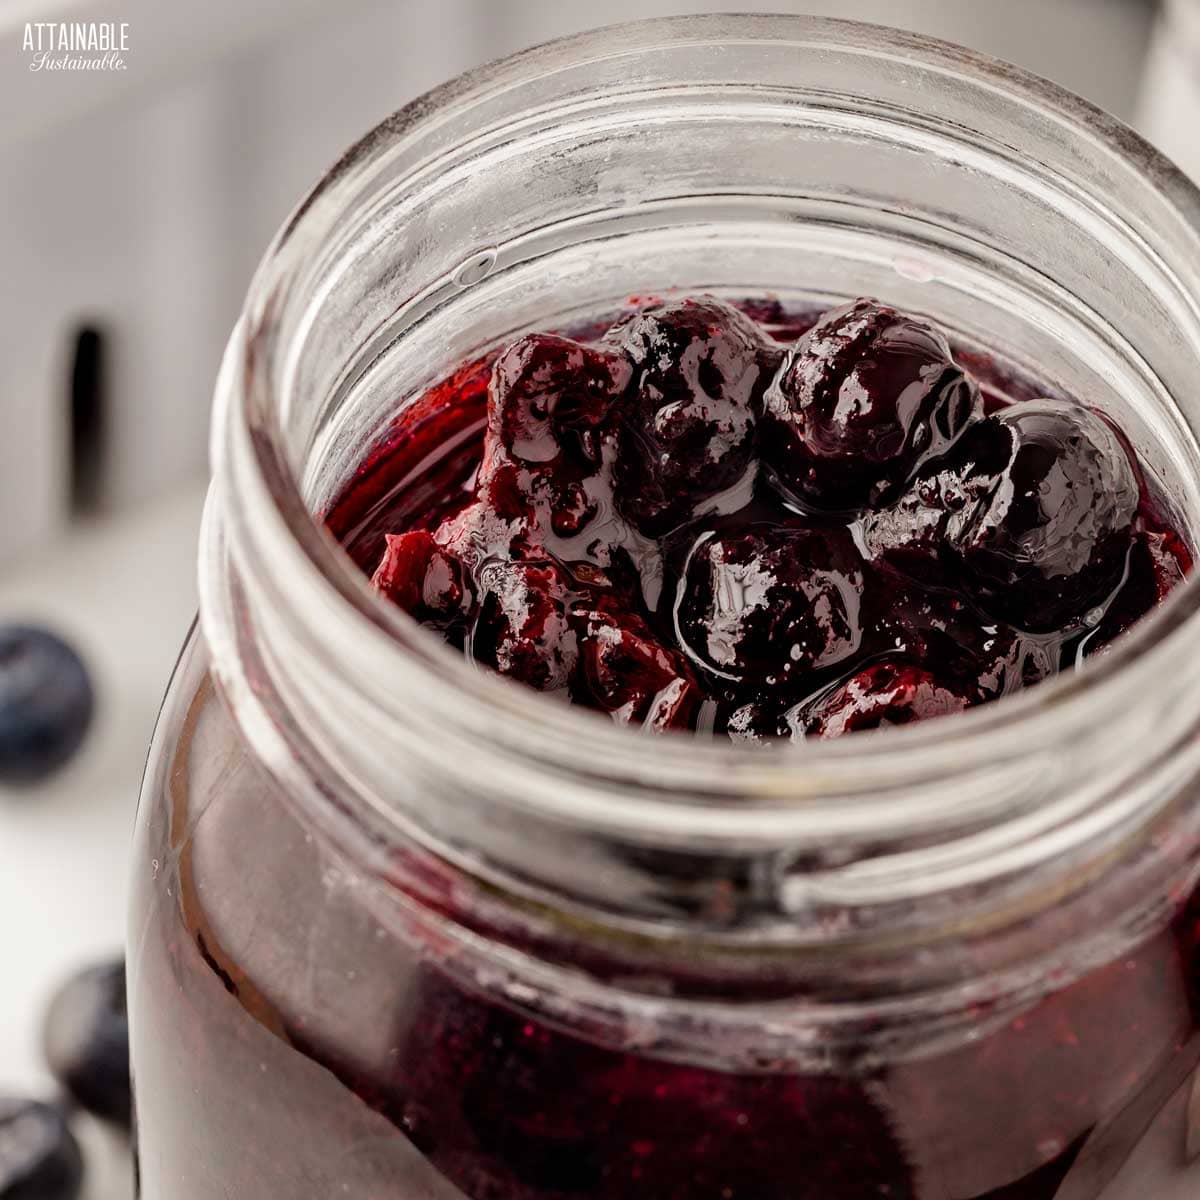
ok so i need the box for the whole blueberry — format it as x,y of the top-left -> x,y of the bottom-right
674,525 -> 864,689
42,960 -> 130,1128
952,401 -> 1139,631
760,298 -> 980,511
463,335 -> 636,575
859,414 -> 1017,585
0,1098 -> 83,1200
865,401 -> 1139,632
488,332 -> 631,467
0,628 -> 94,787
606,298 -> 775,534
469,559 -> 580,693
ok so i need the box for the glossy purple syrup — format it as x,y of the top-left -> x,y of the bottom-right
329,296 -> 1192,741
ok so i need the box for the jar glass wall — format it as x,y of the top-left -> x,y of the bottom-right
129,16 -> 1200,1200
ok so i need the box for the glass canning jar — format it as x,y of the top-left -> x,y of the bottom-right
128,15 -> 1200,1200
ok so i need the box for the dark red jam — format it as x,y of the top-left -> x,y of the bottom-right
328,297 -> 1192,740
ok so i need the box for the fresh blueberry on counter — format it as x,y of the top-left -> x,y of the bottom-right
0,1098 -> 83,1200
0,628 -> 94,787
42,960 -> 130,1129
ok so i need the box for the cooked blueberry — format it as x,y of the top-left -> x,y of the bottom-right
760,298 -> 980,511
473,336 -> 640,573
42,959 -> 130,1128
575,607 -> 699,730
0,627 -> 94,787
949,402 -> 1138,631
606,298 -> 773,534
470,560 -> 579,691
488,333 -> 631,467
804,660 -> 976,738
674,526 -> 864,688
0,1098 -> 83,1200
861,400 -> 1139,631
859,414 -> 1016,584
371,530 -> 469,627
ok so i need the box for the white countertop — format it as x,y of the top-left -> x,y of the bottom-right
0,480 -> 209,1200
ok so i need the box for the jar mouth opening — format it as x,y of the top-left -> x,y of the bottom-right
216,13 -> 1200,836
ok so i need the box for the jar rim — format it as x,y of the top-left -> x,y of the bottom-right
212,12 -> 1200,849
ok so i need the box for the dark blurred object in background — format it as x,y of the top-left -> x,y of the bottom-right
42,960 -> 130,1131
69,327 -> 106,516
0,1097 -> 83,1200
0,627 -> 93,787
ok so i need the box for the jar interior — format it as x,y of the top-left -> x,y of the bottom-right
267,76 -> 1200,553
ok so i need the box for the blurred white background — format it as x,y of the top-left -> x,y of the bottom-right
0,3 -> 1198,1197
